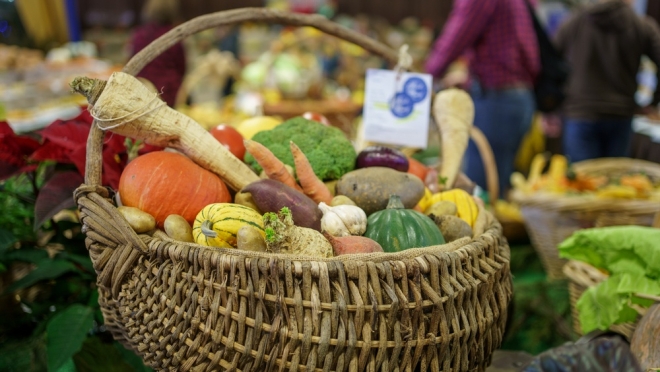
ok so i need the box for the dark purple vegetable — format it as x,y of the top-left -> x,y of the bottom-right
241,179 -> 322,231
355,146 -> 409,172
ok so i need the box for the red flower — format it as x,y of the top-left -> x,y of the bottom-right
0,121 -> 40,181
28,108 -> 161,189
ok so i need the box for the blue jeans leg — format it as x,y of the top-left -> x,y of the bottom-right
465,87 -> 536,198
563,117 -> 633,162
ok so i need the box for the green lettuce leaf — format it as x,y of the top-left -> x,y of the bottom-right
577,276 -> 626,333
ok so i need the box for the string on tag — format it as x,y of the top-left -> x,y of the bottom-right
394,44 -> 413,77
89,91 -> 166,131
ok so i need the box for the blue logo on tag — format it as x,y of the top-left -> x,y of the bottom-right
390,93 -> 414,118
403,77 -> 428,103
389,76 -> 428,118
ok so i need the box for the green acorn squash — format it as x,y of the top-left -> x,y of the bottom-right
365,195 -> 445,252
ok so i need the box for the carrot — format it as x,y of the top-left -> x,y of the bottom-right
244,139 -> 302,192
289,141 -> 333,204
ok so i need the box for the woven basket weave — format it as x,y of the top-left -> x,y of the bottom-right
512,158 -> 660,280
563,260 -> 660,340
74,8 -> 512,372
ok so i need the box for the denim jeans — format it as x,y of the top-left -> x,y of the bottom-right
562,117 -> 633,163
464,83 -> 536,198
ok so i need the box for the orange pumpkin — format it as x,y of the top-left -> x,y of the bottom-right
118,151 -> 231,227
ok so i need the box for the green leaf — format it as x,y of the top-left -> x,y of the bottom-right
616,273 -> 660,296
113,342 -> 152,372
617,303 -> 639,324
4,259 -> 78,294
558,234 -> 605,269
0,262 -> 5,273
6,248 -> 49,264
576,276 -> 626,333
60,252 -> 94,273
55,358 -> 77,372
0,227 -> 17,253
46,305 -> 94,372
605,250 -> 646,275
73,337 -> 141,372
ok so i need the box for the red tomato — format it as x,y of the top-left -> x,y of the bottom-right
210,124 -> 246,160
407,156 -> 430,182
302,111 -> 330,126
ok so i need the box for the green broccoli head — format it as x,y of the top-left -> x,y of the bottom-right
244,117 -> 356,181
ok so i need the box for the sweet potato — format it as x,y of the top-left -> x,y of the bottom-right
323,232 -> 383,255
241,179 -> 322,231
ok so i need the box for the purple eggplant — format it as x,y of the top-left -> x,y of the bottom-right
355,146 -> 409,172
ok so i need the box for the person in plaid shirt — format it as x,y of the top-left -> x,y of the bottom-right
426,0 -> 540,198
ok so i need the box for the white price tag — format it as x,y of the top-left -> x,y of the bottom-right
362,69 -> 433,148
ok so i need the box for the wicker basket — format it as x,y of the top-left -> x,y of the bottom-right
563,260 -> 660,340
74,8 -> 512,372
511,158 -> 660,280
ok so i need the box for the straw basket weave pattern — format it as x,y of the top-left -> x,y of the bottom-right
73,8 -> 512,372
513,158 -> 660,280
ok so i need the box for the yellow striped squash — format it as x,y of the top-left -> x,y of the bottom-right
193,203 -> 265,248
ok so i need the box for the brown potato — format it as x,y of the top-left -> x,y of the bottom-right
236,225 -> 267,252
335,167 -> 425,215
432,215 -> 473,242
117,206 -> 156,233
163,214 -> 194,243
234,190 -> 261,212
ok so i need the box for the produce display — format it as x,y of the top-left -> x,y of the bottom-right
75,71 -> 486,259
512,153 -> 660,200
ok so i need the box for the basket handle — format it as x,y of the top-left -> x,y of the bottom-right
469,126 -> 499,204
123,8 -> 399,77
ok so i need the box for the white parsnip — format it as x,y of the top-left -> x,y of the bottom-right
71,72 -> 259,191
432,88 -> 475,190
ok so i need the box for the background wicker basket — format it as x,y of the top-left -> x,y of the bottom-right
74,8 -> 512,372
511,158 -> 660,280
563,260 -> 660,340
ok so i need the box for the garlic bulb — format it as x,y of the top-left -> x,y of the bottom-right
318,202 -> 367,237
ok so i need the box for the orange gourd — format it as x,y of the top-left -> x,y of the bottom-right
118,151 -> 231,227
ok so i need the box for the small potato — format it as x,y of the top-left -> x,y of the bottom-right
234,190 -> 261,213
432,215 -> 473,242
236,225 -> 267,252
164,214 -> 194,243
325,180 -> 338,196
425,201 -> 457,217
117,206 -> 156,233
330,195 -> 356,207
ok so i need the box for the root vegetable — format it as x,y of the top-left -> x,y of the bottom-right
323,232 -> 383,255
164,214 -> 194,242
290,141 -> 333,204
70,73 -> 259,191
237,225 -> 267,252
432,88 -> 474,189
432,214 -> 473,242
117,206 -> 156,233
234,190 -> 261,213
245,139 -> 302,191
242,179 -> 322,231
330,195 -> 356,206
263,207 -> 333,258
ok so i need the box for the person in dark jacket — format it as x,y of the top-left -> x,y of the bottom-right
129,0 -> 186,107
554,0 -> 660,162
